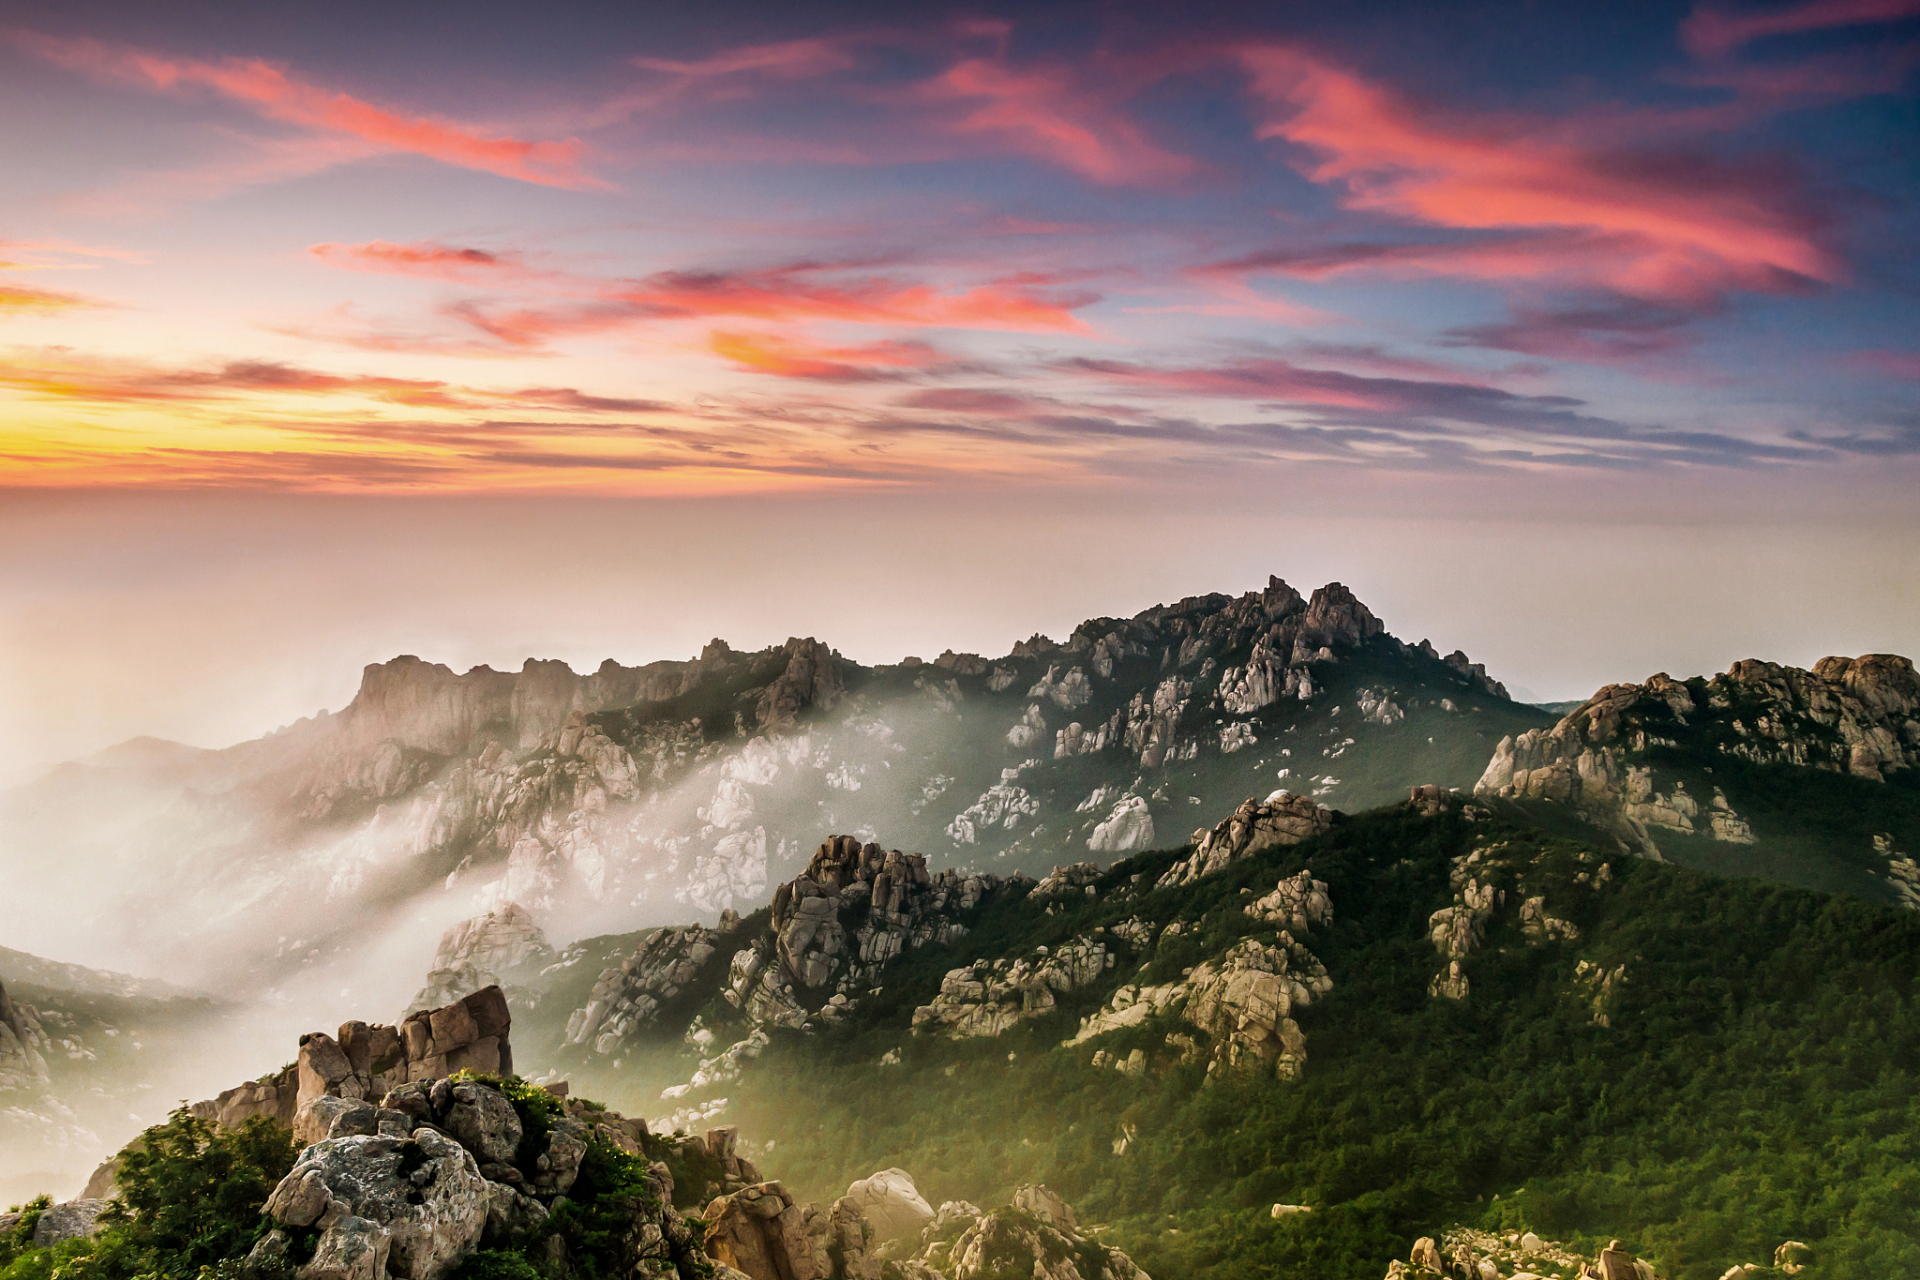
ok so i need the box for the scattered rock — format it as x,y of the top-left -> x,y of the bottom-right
1158,794 -> 1334,888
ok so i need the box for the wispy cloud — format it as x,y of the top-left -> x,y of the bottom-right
708,331 -> 952,380
310,241 -> 1099,350
11,30 -> 604,191
906,52 -> 1199,185
1680,0 -> 1920,59
1235,44 -> 1841,306
0,283 -> 100,312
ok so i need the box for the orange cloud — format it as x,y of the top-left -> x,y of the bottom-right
0,284 -> 96,312
13,31 -> 602,190
0,351 -> 667,414
708,331 -> 949,380
1681,0 -> 1920,59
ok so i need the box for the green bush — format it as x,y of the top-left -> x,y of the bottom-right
0,1110 -> 298,1280
451,1249 -> 544,1280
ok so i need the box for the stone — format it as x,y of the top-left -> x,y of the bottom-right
443,1081 -> 523,1164
263,1130 -> 489,1280
1244,870 -> 1332,934
913,939 -> 1116,1039
31,1199 -> 109,1248
702,1181 -> 828,1280
0,980 -> 52,1094
1598,1240 -> 1638,1280
1009,1184 -> 1075,1233
295,1096 -> 379,1145
481,1181 -> 549,1247
1088,796 -> 1156,854
907,1187 -> 1150,1280
844,1168 -> 933,1242
531,1118 -> 587,1196
1474,654 -> 1919,856
300,1215 -> 391,1280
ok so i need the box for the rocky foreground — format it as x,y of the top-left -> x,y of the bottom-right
16,985 -> 1152,1280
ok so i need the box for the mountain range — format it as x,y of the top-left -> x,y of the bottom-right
2,574 -> 1917,1278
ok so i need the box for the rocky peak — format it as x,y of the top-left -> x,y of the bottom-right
757,638 -> 845,727
409,904 -> 554,1015
1299,582 -> 1385,650
719,836 -> 1010,1033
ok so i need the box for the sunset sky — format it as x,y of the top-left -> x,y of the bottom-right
2,0 -> 1917,776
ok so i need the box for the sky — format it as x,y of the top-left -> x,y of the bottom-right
1,0 -> 1917,777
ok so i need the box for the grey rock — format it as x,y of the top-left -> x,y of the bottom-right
443,1082 -> 522,1165
263,1130 -> 488,1280
31,1199 -> 110,1248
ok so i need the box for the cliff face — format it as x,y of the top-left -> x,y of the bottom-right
1475,654 -> 1920,899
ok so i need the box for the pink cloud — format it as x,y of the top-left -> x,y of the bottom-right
310,240 -> 527,282
899,387 -> 1035,414
1232,44 -> 1843,308
311,240 -> 1098,347
630,37 -> 862,86
1844,349 -> 1920,379
910,55 -> 1198,185
1681,0 -> 1920,59
12,31 -> 603,190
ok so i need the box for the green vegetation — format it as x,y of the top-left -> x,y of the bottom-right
719,804 -> 1920,1280
0,1111 -> 298,1280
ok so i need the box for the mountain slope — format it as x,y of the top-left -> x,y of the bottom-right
0,576 -> 1547,992
0,950 -> 229,1205
518,800 -> 1920,1280
1474,654 -> 1920,905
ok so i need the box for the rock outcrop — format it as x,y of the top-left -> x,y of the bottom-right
409,905 -> 554,1014
1087,797 -> 1156,854
1068,927 -> 1333,1081
1419,839 -> 1599,1006
185,988 -> 515,1135
701,1180 -> 877,1280
1476,654 -> 1918,855
912,940 -> 1116,1039
0,979 -> 52,1093
565,921 -> 733,1057
263,1128 -> 490,1280
28,1198 -> 109,1248
722,838 -> 1010,1031
188,1063 -> 300,1132
893,1185 -> 1150,1280
298,987 -> 513,1107
1384,1227 -> 1618,1280
844,1168 -> 933,1243
203,993 -> 717,1280
1157,793 -> 1334,888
